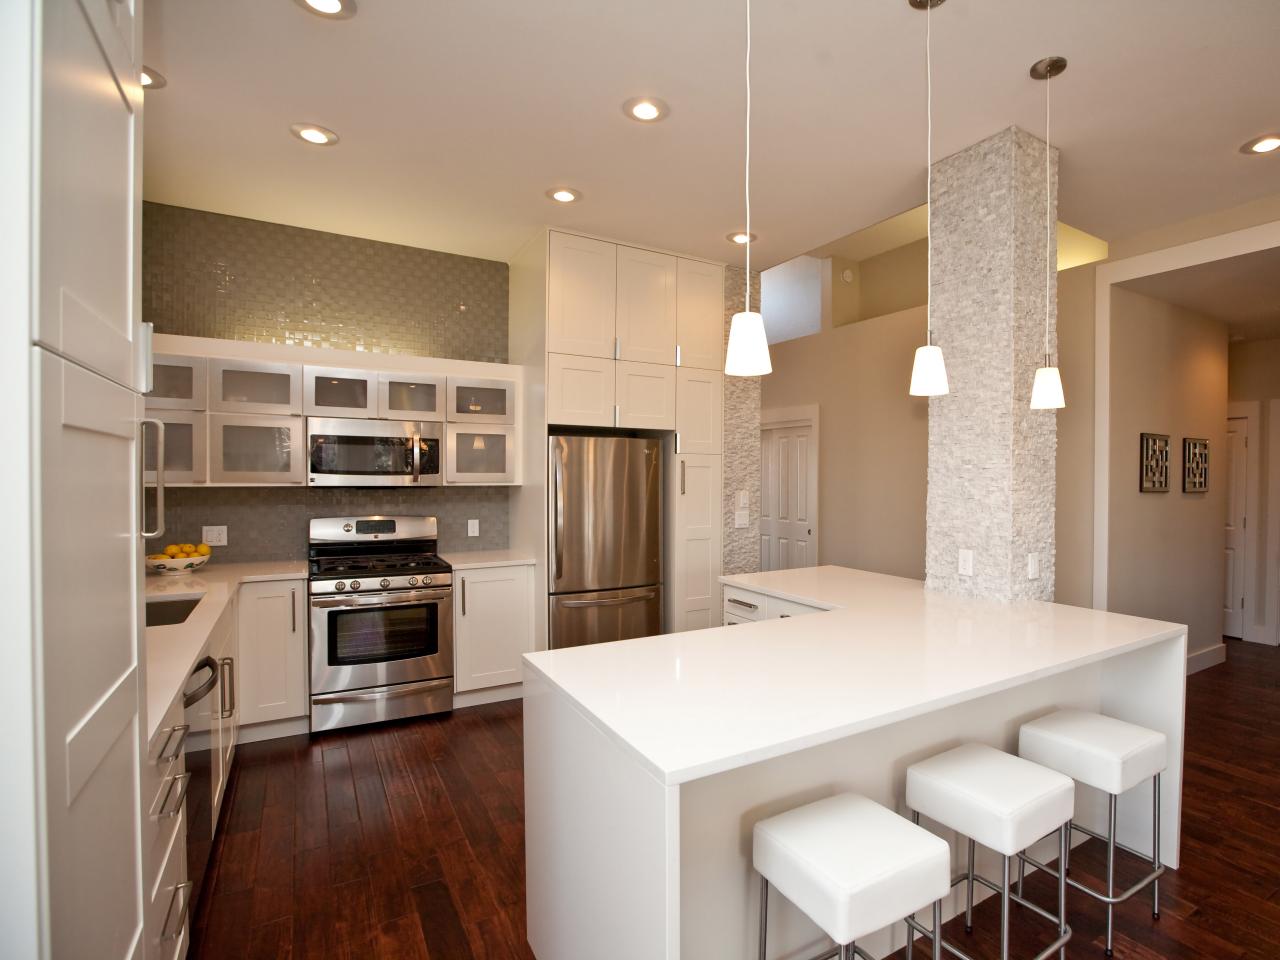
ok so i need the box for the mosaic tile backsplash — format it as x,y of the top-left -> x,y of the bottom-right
146,486 -> 510,563
142,202 -> 508,362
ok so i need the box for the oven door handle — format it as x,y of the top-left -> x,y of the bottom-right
412,433 -> 421,483
312,681 -> 448,705
310,589 -> 452,610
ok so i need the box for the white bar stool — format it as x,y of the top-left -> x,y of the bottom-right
1018,709 -> 1167,957
753,792 -> 950,960
906,743 -> 1074,960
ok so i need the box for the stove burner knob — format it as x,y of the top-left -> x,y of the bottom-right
335,582 -> 346,591
350,580 -> 361,591
422,576 -> 432,585
407,577 -> 418,586
343,523 -> 353,532
380,578 -> 391,589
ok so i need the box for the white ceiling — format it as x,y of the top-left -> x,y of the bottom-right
142,0 -> 1280,268
1120,246 -> 1280,342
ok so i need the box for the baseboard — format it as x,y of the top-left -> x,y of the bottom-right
454,683 -> 523,709
238,716 -> 310,744
1186,643 -> 1227,675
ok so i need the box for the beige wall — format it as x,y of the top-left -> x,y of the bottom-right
1107,288 -> 1228,655
761,306 -> 928,580
1053,264 -> 1097,607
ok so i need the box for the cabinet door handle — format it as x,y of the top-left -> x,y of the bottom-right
156,772 -> 192,820
553,451 -> 565,580
680,460 -> 686,495
161,881 -> 193,942
727,597 -> 758,611
675,344 -> 682,366
461,577 -> 467,616
291,588 -> 297,633
219,657 -> 235,719
158,723 -> 189,763
614,336 -> 620,360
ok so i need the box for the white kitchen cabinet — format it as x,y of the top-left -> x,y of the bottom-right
547,353 -> 615,427
665,451 -> 723,631
447,376 -> 516,424
304,365 -> 378,419
765,595 -> 824,619
455,564 -> 534,691
379,371 -> 445,421
143,693 -> 189,960
616,246 -> 677,365
208,358 -> 303,416
209,413 -> 305,484
237,580 -> 308,726
547,231 -> 617,359
144,409 -> 207,485
676,259 -> 726,371
147,354 -> 208,410
616,361 -> 676,430
209,597 -> 239,817
722,586 -> 766,622
676,367 -> 723,455
447,424 -> 517,484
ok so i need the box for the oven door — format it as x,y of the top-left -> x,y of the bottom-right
307,417 -> 443,486
310,587 -> 454,695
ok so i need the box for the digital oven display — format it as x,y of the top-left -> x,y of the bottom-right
355,519 -> 396,535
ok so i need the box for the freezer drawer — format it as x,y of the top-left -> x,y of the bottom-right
549,586 -> 662,649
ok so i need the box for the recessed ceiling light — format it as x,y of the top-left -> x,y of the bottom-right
290,123 -> 340,146
140,67 -> 167,89
1241,134 -> 1280,155
727,232 -> 757,244
546,188 -> 581,203
622,97 -> 669,123
292,0 -> 357,18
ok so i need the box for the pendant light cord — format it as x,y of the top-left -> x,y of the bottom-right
743,0 -> 752,314
1044,67 -> 1052,362
925,0 -> 933,344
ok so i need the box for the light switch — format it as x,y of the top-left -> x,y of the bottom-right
467,519 -> 479,537
1027,552 -> 1041,580
736,490 -> 749,510
202,525 -> 228,547
734,510 -> 749,529
958,549 -> 974,577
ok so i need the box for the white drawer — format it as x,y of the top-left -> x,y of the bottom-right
766,596 -> 824,620
143,695 -> 188,889
722,586 -> 765,621
145,805 -> 190,959
724,613 -> 752,626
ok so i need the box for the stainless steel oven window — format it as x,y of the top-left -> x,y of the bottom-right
327,602 -> 439,666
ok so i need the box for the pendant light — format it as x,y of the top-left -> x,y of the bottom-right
1029,56 -> 1067,410
724,0 -> 772,377
908,0 -> 949,397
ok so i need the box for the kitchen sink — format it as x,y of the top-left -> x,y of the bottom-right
145,597 -> 201,627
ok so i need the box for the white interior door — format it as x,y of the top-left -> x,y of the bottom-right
760,420 -> 817,571
1224,418 -> 1247,638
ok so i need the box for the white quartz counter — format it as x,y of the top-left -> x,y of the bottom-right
144,561 -> 307,741
523,566 -> 1186,785
443,549 -> 537,570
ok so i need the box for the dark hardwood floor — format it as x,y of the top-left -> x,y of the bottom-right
193,640 -> 1279,959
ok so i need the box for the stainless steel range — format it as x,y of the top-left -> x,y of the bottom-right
308,516 -> 453,731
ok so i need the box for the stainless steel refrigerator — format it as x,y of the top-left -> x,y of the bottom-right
548,434 -> 662,648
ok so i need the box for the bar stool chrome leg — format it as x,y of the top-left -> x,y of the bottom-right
1058,825 -> 1068,960
1000,855 -> 1011,960
1152,772 -> 1162,920
840,944 -> 855,960
758,876 -> 768,960
1105,794 -> 1117,957
965,838 -> 976,933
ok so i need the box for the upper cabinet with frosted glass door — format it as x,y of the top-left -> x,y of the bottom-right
304,365 -> 377,419
209,414 -> 305,484
208,358 -> 303,416
145,354 -> 207,410
379,372 -> 445,421
446,377 -> 515,425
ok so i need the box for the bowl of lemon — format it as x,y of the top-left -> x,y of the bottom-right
147,543 -> 212,576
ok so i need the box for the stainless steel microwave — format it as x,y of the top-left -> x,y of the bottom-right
307,417 -> 443,486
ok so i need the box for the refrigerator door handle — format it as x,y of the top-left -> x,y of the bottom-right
559,591 -> 657,609
553,449 -> 565,580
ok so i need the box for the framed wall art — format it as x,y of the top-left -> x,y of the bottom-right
1139,432 -> 1170,493
1183,437 -> 1209,493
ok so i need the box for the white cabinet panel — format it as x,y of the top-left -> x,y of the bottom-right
209,414 -> 305,484
616,246 -> 677,365
144,409 -> 207,485
304,365 -> 378,419
38,0 -> 141,389
208,359 -> 303,416
616,361 -> 676,430
547,353 -> 615,427
677,259 -> 725,371
378,371 -> 445,421
146,355 -> 207,411
676,368 -> 723,456
237,581 -> 308,725
666,453 -> 723,632
765,596 -> 824,619
548,232 -> 617,359
455,565 -> 534,692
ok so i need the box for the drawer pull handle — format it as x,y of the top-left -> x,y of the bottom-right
158,723 -> 189,763
161,881 -> 194,942
156,772 -> 192,820
727,597 -> 758,611
779,613 -> 791,618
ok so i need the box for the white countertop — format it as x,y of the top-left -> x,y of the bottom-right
523,566 -> 1186,786
444,549 -> 538,570
144,561 -> 307,742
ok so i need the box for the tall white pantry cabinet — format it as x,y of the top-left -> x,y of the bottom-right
509,229 -> 726,648
5,1 -> 153,959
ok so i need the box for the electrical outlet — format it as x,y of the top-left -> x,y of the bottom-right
958,549 -> 974,577
202,525 -> 227,547
736,490 -> 749,510
467,519 -> 479,537
734,510 -> 749,529
1027,552 -> 1041,580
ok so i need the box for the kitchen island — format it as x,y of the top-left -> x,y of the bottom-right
522,566 -> 1187,960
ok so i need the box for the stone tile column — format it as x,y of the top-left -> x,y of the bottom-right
926,126 -> 1058,600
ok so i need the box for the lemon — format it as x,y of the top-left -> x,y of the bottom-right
196,543 -> 212,556
148,554 -> 168,561
164,544 -> 181,558
180,543 -> 196,554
